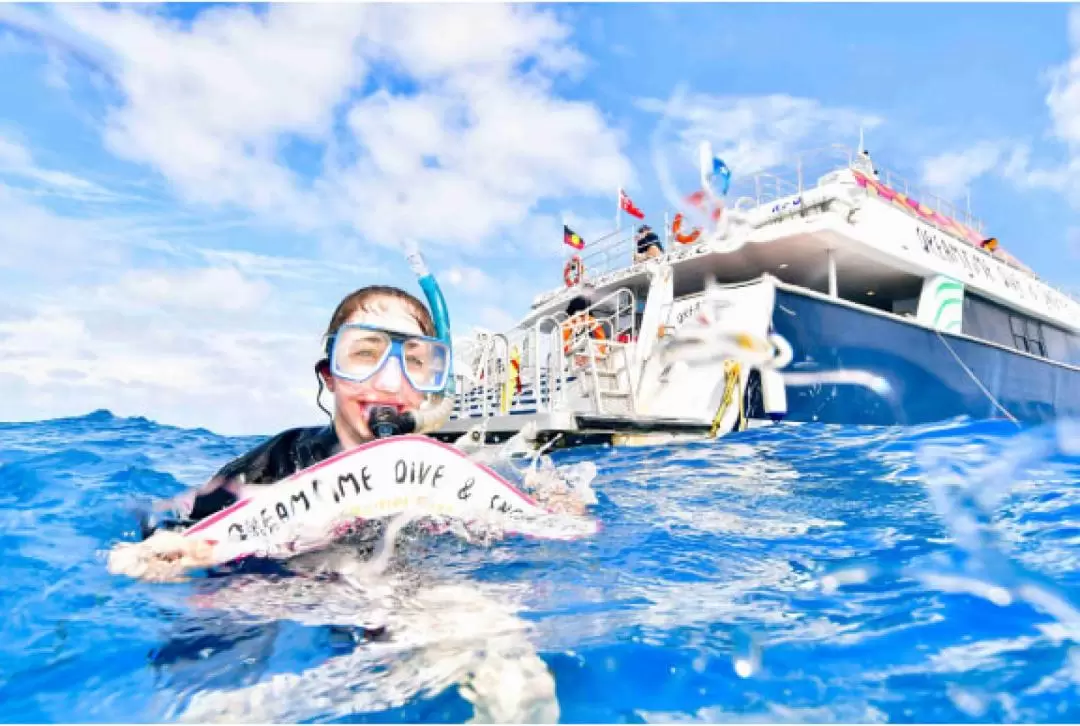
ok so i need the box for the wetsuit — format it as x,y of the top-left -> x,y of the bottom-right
143,426 -> 396,681
141,425 -> 342,539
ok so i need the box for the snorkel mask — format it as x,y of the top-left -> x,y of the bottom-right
319,240 -> 455,438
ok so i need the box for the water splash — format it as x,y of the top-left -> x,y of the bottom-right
914,421 -> 1080,626
648,85 -> 750,252
172,520 -> 562,723
649,278 -> 896,413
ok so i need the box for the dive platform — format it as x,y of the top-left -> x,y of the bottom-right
429,410 -> 715,448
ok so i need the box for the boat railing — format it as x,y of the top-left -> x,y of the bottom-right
536,147 -> 1079,312
534,312 -> 569,412
461,332 -> 508,419
719,145 -> 1080,288
726,144 -> 988,237
452,326 -> 561,419
578,227 -> 641,280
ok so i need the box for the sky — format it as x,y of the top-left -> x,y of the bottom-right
1,2 -> 1079,436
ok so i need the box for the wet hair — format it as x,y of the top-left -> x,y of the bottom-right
324,285 -> 436,344
314,285 -> 436,417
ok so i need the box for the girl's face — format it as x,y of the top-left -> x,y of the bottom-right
324,296 -> 428,444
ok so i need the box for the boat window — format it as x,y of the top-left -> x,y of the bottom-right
1009,314 -> 1047,358
966,291 -> 1076,364
1026,319 -> 1041,340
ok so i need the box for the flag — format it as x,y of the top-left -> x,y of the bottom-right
563,224 -> 585,250
710,156 -> 732,196
686,189 -> 724,222
619,188 -> 645,219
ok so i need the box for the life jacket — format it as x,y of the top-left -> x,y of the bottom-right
562,315 -> 607,355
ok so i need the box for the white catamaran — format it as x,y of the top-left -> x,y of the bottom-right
432,144 -> 1080,448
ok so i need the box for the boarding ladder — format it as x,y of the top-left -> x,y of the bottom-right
562,288 -> 638,415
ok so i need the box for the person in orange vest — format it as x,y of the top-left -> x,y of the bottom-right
561,295 -> 608,363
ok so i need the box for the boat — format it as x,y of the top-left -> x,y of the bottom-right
431,144 -> 1080,448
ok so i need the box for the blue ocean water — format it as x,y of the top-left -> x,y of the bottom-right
1,410 -> 1079,723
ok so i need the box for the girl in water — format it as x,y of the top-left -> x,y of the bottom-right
109,283 -> 455,581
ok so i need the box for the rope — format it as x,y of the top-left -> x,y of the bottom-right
935,330 -> 1020,427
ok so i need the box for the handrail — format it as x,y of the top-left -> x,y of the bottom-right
577,228 -> 639,280
533,312 -> 568,411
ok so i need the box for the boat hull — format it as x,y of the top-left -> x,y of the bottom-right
752,287 -> 1080,425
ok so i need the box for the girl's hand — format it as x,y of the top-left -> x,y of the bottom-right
107,530 -> 216,583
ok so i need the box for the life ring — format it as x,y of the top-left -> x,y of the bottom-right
672,213 -> 701,245
564,255 -> 584,287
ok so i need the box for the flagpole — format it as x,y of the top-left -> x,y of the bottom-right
615,186 -> 621,232
562,216 -> 569,263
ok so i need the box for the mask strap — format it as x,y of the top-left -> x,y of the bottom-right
314,360 -> 332,419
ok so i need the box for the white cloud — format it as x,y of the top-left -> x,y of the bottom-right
99,267 -> 272,313
479,306 -> 518,332
0,3 -> 635,433
0,189 -> 336,435
0,183 -> 126,278
361,4 -> 584,80
443,265 -> 495,293
637,90 -> 883,179
919,141 -> 1011,201
0,134 -> 33,167
0,131 -> 112,198
36,4 -> 629,250
953,7 -> 1080,209
0,271 -> 328,434
196,248 -> 387,283
51,3 -> 371,226
42,46 -> 69,90
1047,8 -> 1080,152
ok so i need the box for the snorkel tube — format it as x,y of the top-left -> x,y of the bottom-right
398,239 -> 455,435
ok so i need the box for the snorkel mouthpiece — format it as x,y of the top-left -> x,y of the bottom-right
368,405 -> 417,439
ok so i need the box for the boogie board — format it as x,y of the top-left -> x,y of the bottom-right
183,435 -> 599,566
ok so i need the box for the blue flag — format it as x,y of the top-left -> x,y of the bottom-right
711,157 -> 732,196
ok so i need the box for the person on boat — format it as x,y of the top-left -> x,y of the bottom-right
633,224 -> 663,262
110,280 -> 457,580
561,295 -> 608,363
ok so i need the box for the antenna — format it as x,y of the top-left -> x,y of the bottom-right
858,126 -> 866,155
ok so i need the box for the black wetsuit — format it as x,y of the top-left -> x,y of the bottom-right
142,425 -> 342,539
143,424 -> 392,679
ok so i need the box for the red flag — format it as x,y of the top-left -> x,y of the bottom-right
686,189 -> 724,222
619,188 -> 645,219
